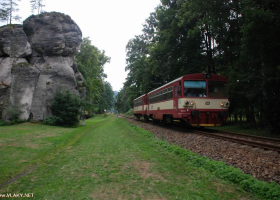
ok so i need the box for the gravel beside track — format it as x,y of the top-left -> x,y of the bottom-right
124,117 -> 280,184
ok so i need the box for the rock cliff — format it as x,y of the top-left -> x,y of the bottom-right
0,12 -> 86,121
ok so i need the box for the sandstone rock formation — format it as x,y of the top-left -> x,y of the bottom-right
0,12 -> 86,121
23,12 -> 82,56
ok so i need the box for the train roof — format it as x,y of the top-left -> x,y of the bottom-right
147,73 -> 227,95
133,94 -> 146,101
181,73 -> 227,81
148,76 -> 183,95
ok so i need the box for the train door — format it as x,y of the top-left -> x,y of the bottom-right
142,97 -> 143,112
174,84 -> 178,112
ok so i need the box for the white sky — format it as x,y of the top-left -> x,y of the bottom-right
3,0 -> 161,91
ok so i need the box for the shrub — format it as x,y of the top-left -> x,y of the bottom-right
43,116 -> 63,125
47,90 -> 81,126
6,104 -> 22,122
124,108 -> 134,116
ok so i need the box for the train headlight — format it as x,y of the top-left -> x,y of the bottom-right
221,101 -> 230,108
185,101 -> 194,107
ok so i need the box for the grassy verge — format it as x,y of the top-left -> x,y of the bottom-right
0,116 -> 279,199
0,116 -> 109,185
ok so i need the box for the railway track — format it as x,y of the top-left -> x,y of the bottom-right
193,129 -> 280,152
121,115 -> 280,152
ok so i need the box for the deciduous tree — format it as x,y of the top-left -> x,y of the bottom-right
76,37 -> 110,114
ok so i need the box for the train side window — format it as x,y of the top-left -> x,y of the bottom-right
168,87 -> 170,99
175,85 -> 177,98
168,87 -> 173,99
156,92 -> 158,102
160,91 -> 162,101
163,89 -> 167,101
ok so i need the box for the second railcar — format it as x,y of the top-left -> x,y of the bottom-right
133,94 -> 148,119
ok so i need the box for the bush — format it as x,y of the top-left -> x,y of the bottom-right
43,116 -> 63,125
124,108 -> 134,116
6,104 -> 22,122
46,90 -> 81,126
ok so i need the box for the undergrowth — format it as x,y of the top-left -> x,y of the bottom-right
0,119 -> 25,126
128,123 -> 280,200
124,108 -> 134,116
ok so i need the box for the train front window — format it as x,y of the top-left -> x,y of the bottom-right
184,81 -> 206,97
208,81 -> 227,98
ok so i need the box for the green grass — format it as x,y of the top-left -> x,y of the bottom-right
0,115 -> 279,199
0,116 -> 108,185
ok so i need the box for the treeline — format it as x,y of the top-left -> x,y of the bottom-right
76,37 -> 114,114
116,0 -> 280,132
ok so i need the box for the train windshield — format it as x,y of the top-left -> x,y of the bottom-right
208,81 -> 228,98
184,81 -> 207,97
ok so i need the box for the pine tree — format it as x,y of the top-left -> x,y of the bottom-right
30,0 -> 45,15
0,0 -> 21,24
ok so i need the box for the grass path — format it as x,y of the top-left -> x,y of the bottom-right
0,116 -> 260,199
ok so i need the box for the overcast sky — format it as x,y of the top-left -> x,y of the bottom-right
4,0 -> 161,91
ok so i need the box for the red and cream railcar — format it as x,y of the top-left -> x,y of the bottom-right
134,73 -> 229,126
133,94 -> 148,119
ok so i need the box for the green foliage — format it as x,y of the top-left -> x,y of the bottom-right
119,0 -> 280,133
0,116 -> 256,199
5,104 -> 23,124
43,116 -> 63,126
0,119 -> 17,126
47,90 -> 81,126
115,87 -> 134,113
76,37 -> 111,114
102,113 -> 108,117
130,123 -> 280,200
124,108 -> 133,116
97,81 -> 114,113
30,0 -> 45,14
0,0 -> 22,24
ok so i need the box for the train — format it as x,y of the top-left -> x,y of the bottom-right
133,73 -> 229,127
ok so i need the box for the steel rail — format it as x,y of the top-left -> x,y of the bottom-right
193,130 -> 280,152
205,129 -> 280,143
121,115 -> 280,152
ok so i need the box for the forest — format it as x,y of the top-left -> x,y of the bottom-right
116,0 -> 280,132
